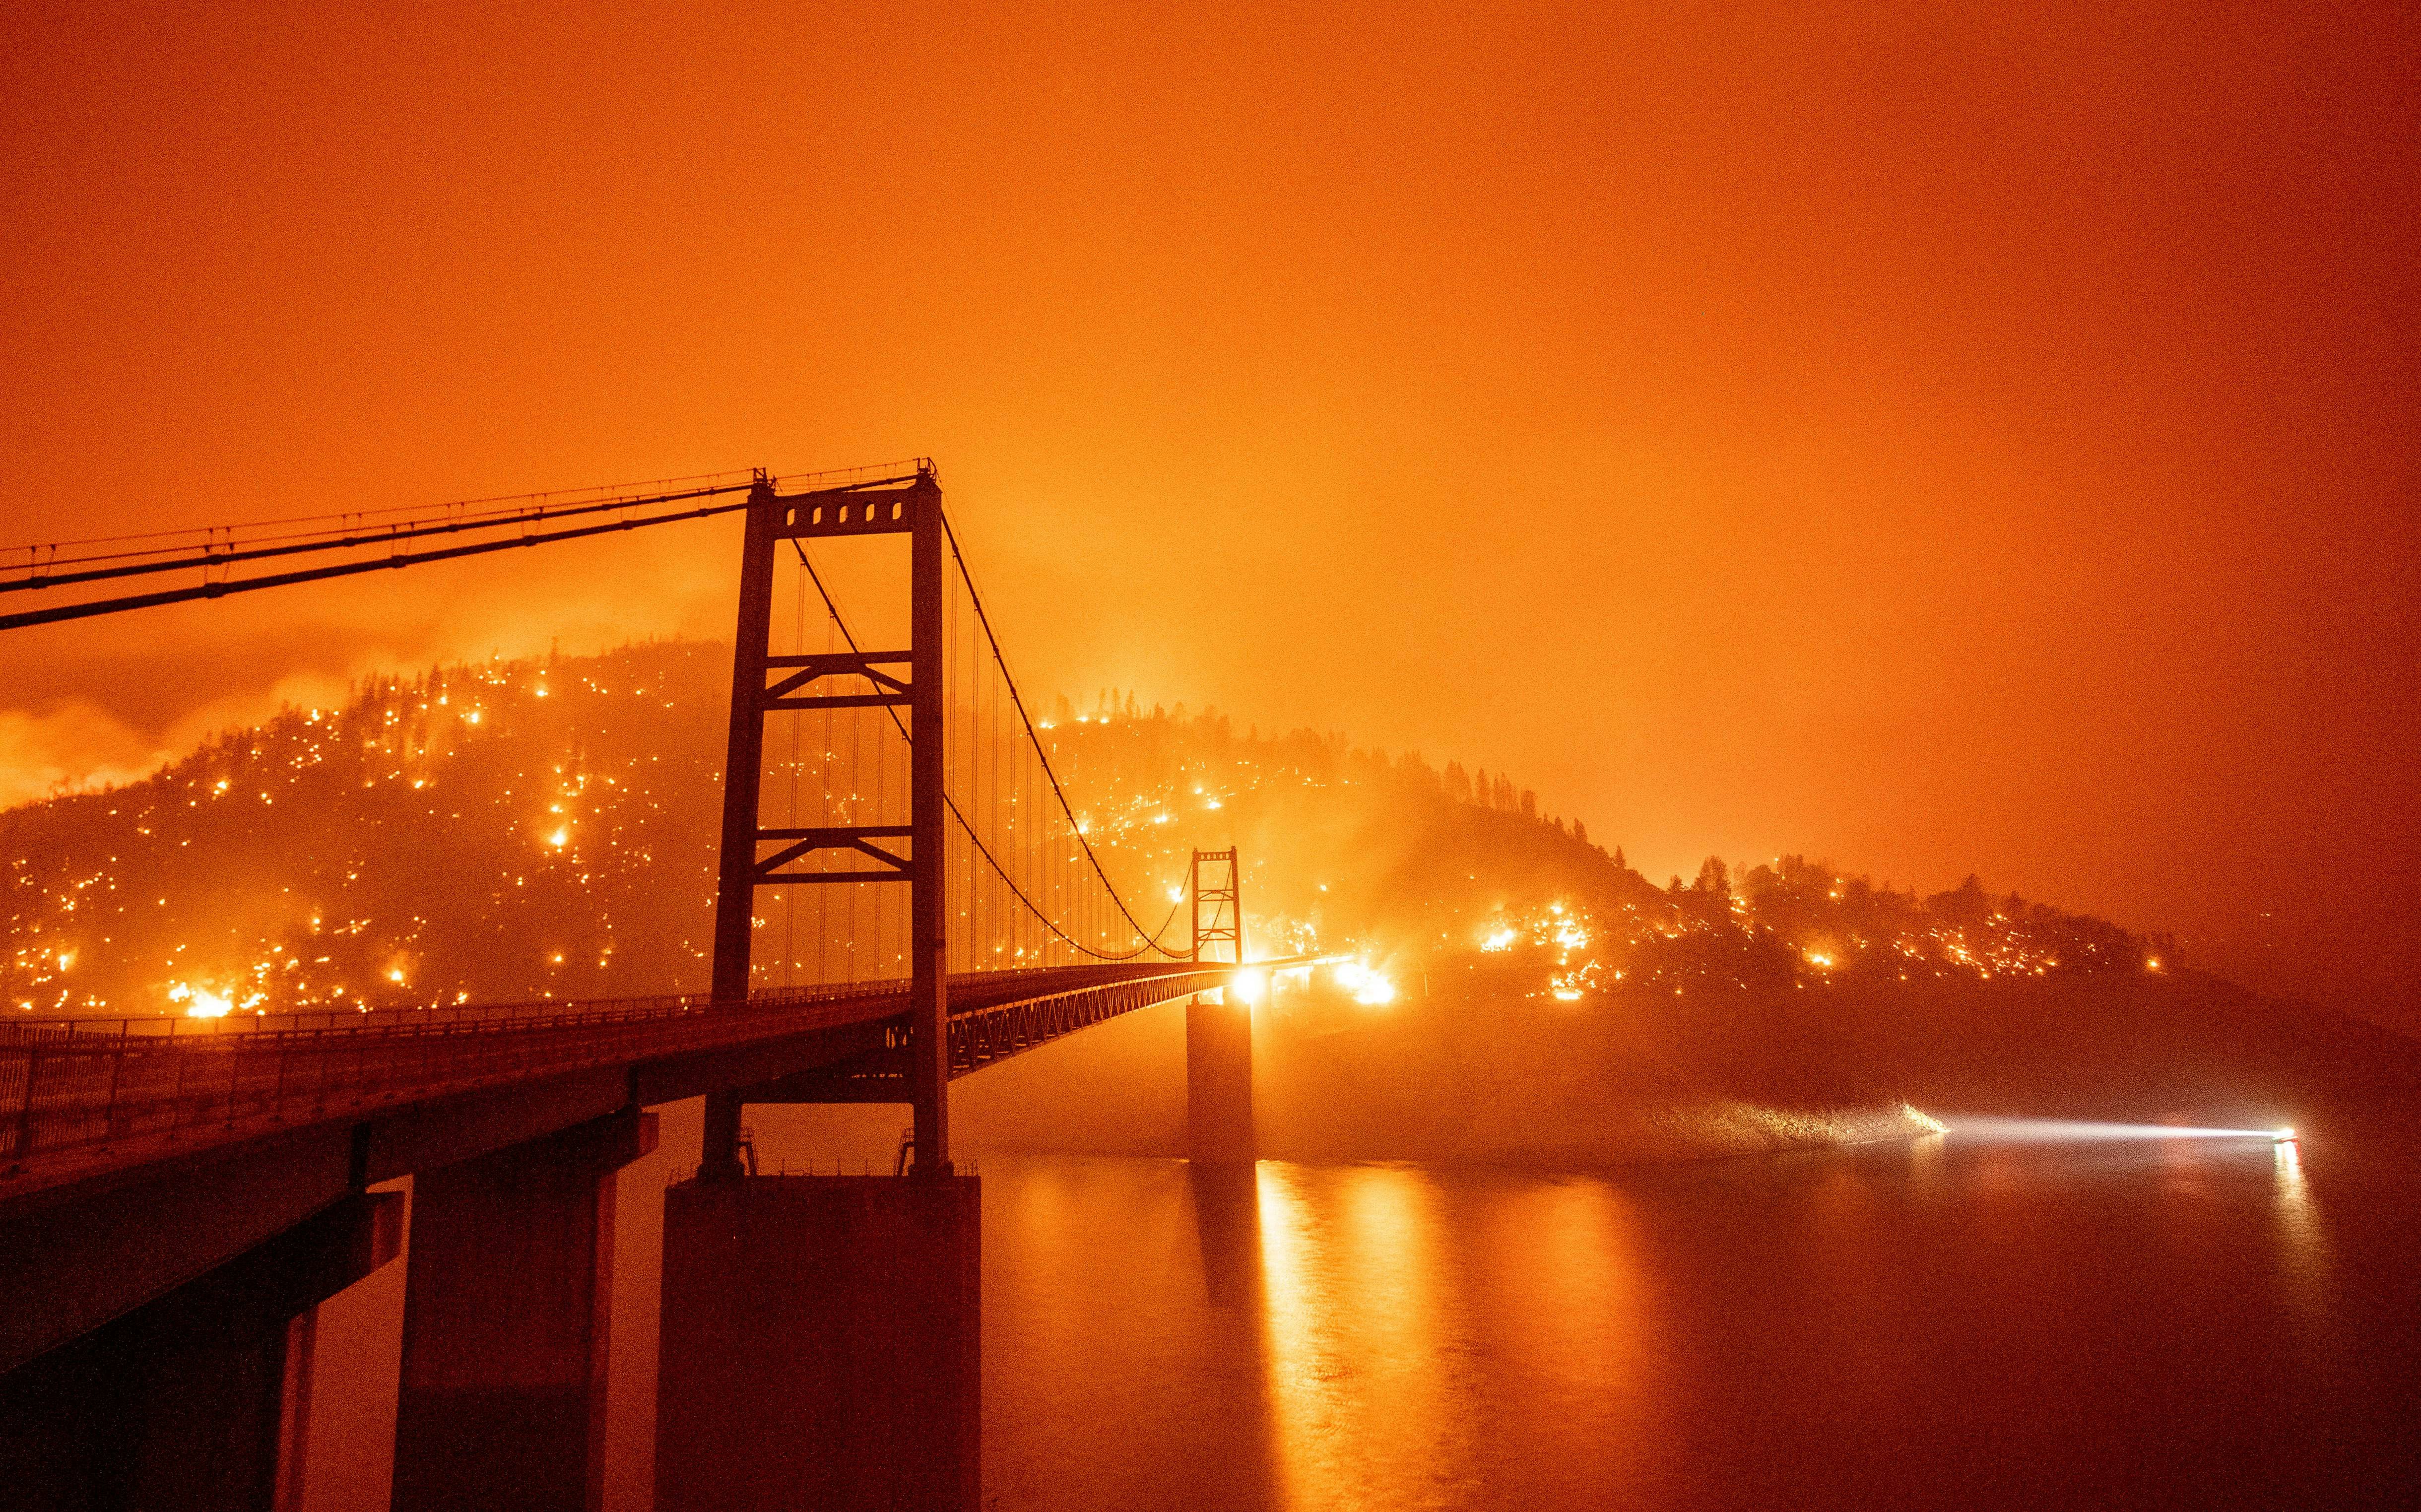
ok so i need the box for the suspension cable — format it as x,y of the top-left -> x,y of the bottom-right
0,460 -> 928,631
3,460 -> 1200,957
788,539 -> 1185,961
1,480 -> 757,594
935,508 -> 1193,949
0,487 -> 759,631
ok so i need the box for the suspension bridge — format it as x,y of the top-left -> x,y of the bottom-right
0,462 -> 1288,1512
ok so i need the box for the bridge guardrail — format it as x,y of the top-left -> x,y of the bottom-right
6,977 -> 898,1041
0,962 -> 1215,1172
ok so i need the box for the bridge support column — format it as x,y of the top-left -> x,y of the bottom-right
0,1189 -> 401,1512
390,1106 -> 654,1512
1188,989 -> 1256,1165
655,1173 -> 980,1512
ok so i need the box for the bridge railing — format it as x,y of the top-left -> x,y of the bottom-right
5,978 -> 891,1041
0,988 -> 837,1171
0,963 -> 1208,1172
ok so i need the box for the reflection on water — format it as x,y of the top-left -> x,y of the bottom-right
1905,1127 -> 1948,1187
1256,1165 -> 1482,1507
981,1135 -> 2421,1511
2270,1139 -> 2334,1336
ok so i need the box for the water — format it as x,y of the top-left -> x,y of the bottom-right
292,1125 -> 2420,1510
973,1136 -> 2420,1511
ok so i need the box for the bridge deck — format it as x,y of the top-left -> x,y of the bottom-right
0,961 -> 1237,1208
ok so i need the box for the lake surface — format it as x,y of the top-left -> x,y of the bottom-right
970,1134 -> 2419,1511
295,1122 -> 2420,1510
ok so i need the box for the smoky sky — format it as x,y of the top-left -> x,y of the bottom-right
2,1 -> 2415,1031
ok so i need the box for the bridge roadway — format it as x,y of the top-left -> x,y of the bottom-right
0,959 -> 1242,1376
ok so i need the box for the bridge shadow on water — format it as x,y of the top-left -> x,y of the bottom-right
1190,1162 -> 1268,1316
966,1154 -> 1291,1512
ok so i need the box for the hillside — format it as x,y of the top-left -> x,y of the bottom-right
4,640 -> 2159,1019
5,644 -> 729,1017
9,640 -> 2412,1164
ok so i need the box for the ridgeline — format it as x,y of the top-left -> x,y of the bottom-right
8,642 -> 2412,1162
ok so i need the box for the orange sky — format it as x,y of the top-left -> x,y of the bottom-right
3,2 -> 2416,1030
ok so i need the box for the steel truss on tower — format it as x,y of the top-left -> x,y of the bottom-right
1190,849 -> 1243,964
702,464 -> 952,1178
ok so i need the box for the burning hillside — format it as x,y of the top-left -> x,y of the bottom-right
5,641 -> 2162,1024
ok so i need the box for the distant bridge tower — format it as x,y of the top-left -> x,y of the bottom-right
1186,849 -> 1253,1163
1189,848 -> 1243,963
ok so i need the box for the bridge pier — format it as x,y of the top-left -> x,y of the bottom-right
1187,988 -> 1256,1165
389,1106 -> 654,1512
0,1189 -> 401,1512
655,1173 -> 981,1512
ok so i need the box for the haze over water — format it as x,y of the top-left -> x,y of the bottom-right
972,1136 -> 2414,1511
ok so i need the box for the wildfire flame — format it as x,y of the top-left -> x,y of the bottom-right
168,981 -> 235,1018
1334,960 -> 1395,1006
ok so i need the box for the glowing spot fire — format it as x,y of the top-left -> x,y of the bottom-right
1333,960 -> 1395,1006
169,982 -> 233,1018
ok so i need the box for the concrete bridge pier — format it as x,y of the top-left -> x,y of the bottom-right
1187,988 -> 1256,1166
0,1188 -> 401,1512
389,1105 -> 655,1512
654,1173 -> 981,1512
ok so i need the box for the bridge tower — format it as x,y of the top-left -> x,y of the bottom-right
1186,849 -> 1255,1165
1189,847 -> 1243,964
700,464 -> 951,1180
664,464 -> 980,1512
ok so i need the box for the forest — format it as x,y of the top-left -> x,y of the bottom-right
4,641 -> 2162,1023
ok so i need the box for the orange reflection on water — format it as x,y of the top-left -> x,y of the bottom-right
1251,1162 -> 1334,1509
1255,1163 -> 1472,1506
2269,1139 -> 2333,1333
1906,1129 -> 1948,1190
1254,1162 -> 1660,1509
1476,1175 -> 1667,1501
